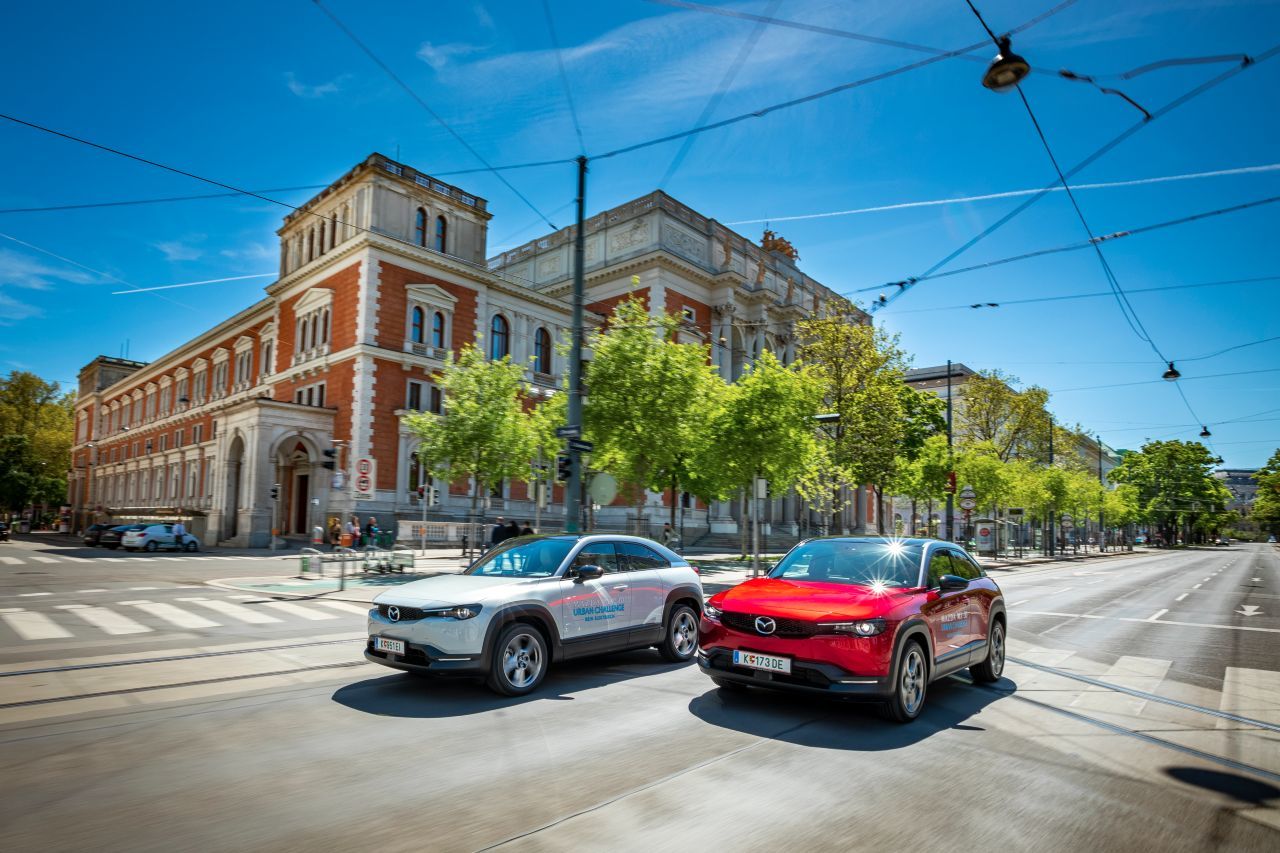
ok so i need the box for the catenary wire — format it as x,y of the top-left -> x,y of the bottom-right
1050,367 -> 1280,393
0,185 -> 328,215
851,195 -> 1280,296
309,0 -> 561,230
886,275 -> 1280,315
873,44 -> 1278,312
541,0 -> 586,155
0,112 -> 548,291
658,0 -> 781,189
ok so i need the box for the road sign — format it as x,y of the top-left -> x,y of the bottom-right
555,425 -> 581,439
1060,518 -> 1074,530
1008,507 -> 1024,516
353,457 -> 376,500
959,497 -> 977,511
567,438 -> 594,453
959,485 -> 976,498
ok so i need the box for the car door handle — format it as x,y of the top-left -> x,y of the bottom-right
613,585 -> 629,590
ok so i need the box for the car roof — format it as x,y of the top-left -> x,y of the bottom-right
799,535 -> 946,548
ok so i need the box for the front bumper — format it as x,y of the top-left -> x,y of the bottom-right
697,648 -> 893,698
366,609 -> 490,675
364,639 -> 486,676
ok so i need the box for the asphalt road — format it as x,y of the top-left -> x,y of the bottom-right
0,540 -> 1277,852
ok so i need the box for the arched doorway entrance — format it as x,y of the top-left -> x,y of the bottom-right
277,440 -> 315,536
224,434 -> 245,540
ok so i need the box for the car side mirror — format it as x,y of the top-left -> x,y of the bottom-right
938,574 -> 969,592
572,564 -> 604,582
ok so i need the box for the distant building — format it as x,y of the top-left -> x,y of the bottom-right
1215,468 -> 1259,514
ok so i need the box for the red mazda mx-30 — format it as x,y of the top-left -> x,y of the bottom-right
698,537 -> 1006,722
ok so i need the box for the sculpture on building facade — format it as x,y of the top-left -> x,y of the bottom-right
761,229 -> 799,261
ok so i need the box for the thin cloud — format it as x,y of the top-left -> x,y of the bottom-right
416,41 -> 487,70
152,239 -> 204,262
0,248 -> 98,290
284,71 -> 348,98
0,289 -> 44,324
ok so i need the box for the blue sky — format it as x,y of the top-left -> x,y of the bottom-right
1,0 -> 1277,466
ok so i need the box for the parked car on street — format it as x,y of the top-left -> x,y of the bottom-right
367,534 -> 703,695
697,536 -> 1006,723
82,523 -> 113,546
121,524 -> 200,552
98,524 -> 143,549
0,521 -> 9,542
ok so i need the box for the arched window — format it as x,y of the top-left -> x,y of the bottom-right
533,327 -> 551,374
415,208 -> 428,247
329,212 -> 338,248
431,311 -> 445,348
489,314 -> 509,360
411,307 -> 425,343
434,215 -> 447,252
320,308 -> 330,344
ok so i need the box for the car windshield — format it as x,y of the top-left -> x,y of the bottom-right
769,539 -> 924,588
464,537 -> 575,578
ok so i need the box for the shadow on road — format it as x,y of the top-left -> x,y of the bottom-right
687,674 -> 1005,750
331,649 -> 690,718
1165,767 -> 1280,806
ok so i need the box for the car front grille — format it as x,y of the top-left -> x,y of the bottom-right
378,604 -> 427,621
721,611 -> 818,638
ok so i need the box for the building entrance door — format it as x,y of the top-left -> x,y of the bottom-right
293,474 -> 309,534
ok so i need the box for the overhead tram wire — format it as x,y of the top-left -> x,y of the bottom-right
0,185 -> 328,214
659,0 -> 782,189
309,0 -> 561,230
541,0 -> 586,156
0,113 -> 550,291
872,42 -> 1278,313
849,196 -> 1280,296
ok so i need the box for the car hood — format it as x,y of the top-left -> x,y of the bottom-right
712,578 -> 915,620
373,574 -> 543,607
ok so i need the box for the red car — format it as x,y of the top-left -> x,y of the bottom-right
698,537 -> 1006,722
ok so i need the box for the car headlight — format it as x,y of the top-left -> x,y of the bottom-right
703,602 -> 722,620
816,618 -> 886,637
422,604 -> 482,620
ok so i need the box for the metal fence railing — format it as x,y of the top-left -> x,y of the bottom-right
298,545 -> 417,590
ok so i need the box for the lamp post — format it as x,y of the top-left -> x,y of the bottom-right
945,359 -> 955,543
564,156 -> 588,533
1097,434 -> 1105,552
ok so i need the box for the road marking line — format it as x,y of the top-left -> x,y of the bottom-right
18,592 -> 51,597
29,556 -> 60,564
55,604 -> 151,635
129,587 -> 160,591
1020,610 -> 1280,633
1148,609 -> 1169,621
1175,593 -> 1188,601
77,589 -> 108,593
311,600 -> 372,616
1193,583 -> 1203,589
118,600 -> 221,629
1070,655 -> 1172,716
1218,667 -> 1280,730
176,597 -> 282,624
0,557 -> 22,566
1203,577 -> 1212,582
1008,600 -> 1031,607
0,608 -> 73,640
259,601 -> 339,621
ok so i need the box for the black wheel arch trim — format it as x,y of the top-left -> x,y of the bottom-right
890,618 -> 934,687
662,585 -> 703,625
481,604 -> 563,665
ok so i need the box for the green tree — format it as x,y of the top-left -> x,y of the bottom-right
402,344 -> 533,525
1252,449 -> 1280,536
0,371 -> 74,513
896,433 -> 951,536
1109,440 -> 1224,545
797,307 -> 908,531
955,370 -> 1052,462
880,385 -> 946,532
697,351 -> 823,564
583,295 -> 723,530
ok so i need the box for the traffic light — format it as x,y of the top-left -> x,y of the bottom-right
427,486 -> 440,507
417,485 -> 425,499
946,472 -> 957,494
269,483 -> 280,501
556,454 -> 572,482
322,448 -> 337,470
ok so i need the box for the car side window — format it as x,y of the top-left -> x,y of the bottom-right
947,550 -> 979,580
573,542 -> 620,573
927,551 -> 954,587
615,542 -> 669,571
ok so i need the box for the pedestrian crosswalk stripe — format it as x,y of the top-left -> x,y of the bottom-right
0,607 -> 73,640
30,556 -> 60,564
1218,667 -> 1280,729
119,600 -> 221,629
259,601 -> 339,621
55,604 -> 151,635
176,597 -> 282,624
311,600 -> 371,616
1069,655 -> 1172,716
0,557 -> 21,566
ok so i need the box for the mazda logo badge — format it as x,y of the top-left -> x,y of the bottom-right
388,606 -> 401,622
755,616 -> 776,635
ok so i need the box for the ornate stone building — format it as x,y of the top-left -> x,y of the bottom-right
67,153 -> 869,546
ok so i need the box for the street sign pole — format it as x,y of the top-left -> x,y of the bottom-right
565,156 -> 587,533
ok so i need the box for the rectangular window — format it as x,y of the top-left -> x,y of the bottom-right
193,424 -> 203,444
305,387 -> 314,406
681,306 -> 696,323
316,383 -> 325,407
159,435 -> 167,452
429,385 -> 442,414
175,429 -> 183,448
176,378 -> 189,407
159,387 -> 171,417
407,381 -> 422,411
193,372 -> 206,404
296,389 -> 304,404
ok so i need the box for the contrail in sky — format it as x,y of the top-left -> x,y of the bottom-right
112,272 -> 275,294
726,163 -> 1280,225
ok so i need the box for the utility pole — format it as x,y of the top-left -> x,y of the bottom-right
945,359 -> 954,542
1097,433 -> 1105,552
565,156 -> 588,533
1047,414 -> 1055,557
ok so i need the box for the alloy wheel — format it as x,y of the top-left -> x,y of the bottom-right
990,624 -> 1005,677
901,648 -> 925,716
502,633 -> 543,689
672,610 -> 697,657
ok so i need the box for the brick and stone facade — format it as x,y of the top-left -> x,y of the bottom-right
68,153 -> 867,546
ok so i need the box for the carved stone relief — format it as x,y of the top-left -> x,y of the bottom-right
661,223 -> 705,263
609,218 -> 650,253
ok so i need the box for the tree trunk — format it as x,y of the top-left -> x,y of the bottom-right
739,488 -> 749,557
669,477 -> 678,528
911,498 -> 918,537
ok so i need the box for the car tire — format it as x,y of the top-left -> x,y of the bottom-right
184,541 -> 198,552
659,604 -> 699,663
970,619 -> 1005,684
881,640 -> 928,724
710,676 -> 747,692
486,623 -> 548,697
144,541 -> 158,552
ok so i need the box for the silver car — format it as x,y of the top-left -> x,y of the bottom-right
366,534 -> 703,695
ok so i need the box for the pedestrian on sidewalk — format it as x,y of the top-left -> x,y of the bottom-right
171,519 -> 186,550
661,523 -> 678,548
328,518 -> 342,550
489,517 -> 508,550
364,517 -> 378,548
520,521 -> 534,536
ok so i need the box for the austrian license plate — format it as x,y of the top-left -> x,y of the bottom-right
373,637 -> 405,655
733,650 -> 791,674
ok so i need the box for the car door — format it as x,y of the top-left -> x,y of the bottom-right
556,541 -> 634,654
946,548 -> 986,654
615,541 -> 670,645
920,549 -> 973,671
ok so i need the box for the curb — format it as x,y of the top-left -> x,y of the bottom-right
205,578 -> 379,605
